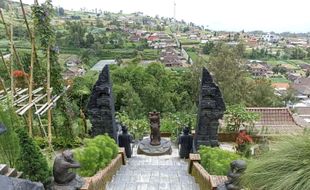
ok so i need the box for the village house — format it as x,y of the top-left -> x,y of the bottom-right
129,35 -> 140,42
63,67 -> 86,80
160,47 -> 184,67
292,77 -> 310,99
246,60 -> 272,77
271,82 -> 290,95
246,107 -> 304,135
262,33 -> 280,43
300,63 -> 310,71
287,73 -> 301,82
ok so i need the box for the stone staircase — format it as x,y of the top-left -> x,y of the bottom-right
106,148 -> 200,190
0,164 -> 23,178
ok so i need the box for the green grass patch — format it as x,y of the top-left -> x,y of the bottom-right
270,76 -> 290,83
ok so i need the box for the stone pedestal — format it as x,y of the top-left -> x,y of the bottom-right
51,175 -> 84,190
137,138 -> 172,156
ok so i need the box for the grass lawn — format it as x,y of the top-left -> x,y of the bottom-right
187,51 -> 199,62
270,77 -> 290,83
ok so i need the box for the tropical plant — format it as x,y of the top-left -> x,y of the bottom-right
0,101 -> 21,167
224,104 -> 260,132
73,135 -> 118,177
241,135 -> 310,190
199,146 -> 240,175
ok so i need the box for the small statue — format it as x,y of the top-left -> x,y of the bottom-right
53,150 -> 83,187
118,125 -> 133,158
178,127 -> 193,159
149,112 -> 161,146
116,120 -> 122,144
217,160 -> 247,190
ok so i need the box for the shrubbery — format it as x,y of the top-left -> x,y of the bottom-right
73,135 -> 118,177
241,135 -> 310,190
0,102 -> 21,167
34,136 -> 83,149
15,127 -> 51,184
199,146 -> 240,175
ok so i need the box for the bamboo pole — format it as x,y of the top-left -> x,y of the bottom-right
20,0 -> 38,60
0,77 -> 8,95
19,0 -> 36,136
47,45 -> 52,148
28,33 -> 35,136
0,50 -> 10,76
9,1 -> 14,104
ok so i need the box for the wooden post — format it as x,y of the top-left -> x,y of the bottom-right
47,45 -> 52,148
188,153 -> 201,174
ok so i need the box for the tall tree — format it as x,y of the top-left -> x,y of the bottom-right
207,43 -> 251,105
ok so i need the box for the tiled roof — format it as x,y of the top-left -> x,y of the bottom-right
246,107 -> 304,135
295,107 -> 310,116
271,82 -> 290,89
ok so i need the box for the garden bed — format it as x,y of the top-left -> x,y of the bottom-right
188,154 -> 227,190
80,148 -> 126,190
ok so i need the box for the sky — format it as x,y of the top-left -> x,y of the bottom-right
15,0 -> 310,33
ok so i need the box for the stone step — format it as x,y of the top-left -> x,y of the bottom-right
5,168 -> 17,177
106,182 -> 200,190
0,164 -> 8,175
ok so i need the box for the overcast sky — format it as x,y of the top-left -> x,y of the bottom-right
15,0 -> 310,33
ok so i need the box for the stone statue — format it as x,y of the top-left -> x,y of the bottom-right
194,68 -> 226,150
137,112 -> 171,156
118,125 -> 133,158
217,160 -> 247,190
149,112 -> 161,146
178,127 -> 193,159
87,65 -> 117,140
52,150 -> 84,189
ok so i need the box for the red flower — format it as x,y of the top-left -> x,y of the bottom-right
13,70 -> 29,78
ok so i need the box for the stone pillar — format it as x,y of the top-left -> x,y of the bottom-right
194,68 -> 225,150
87,65 -> 117,141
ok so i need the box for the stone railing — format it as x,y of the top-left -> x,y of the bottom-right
188,154 -> 227,190
81,148 -> 126,190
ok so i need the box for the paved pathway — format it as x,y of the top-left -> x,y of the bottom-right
106,144 -> 200,190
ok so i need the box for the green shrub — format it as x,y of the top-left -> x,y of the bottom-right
0,102 -> 21,167
34,136 -> 83,150
73,135 -> 118,177
199,146 -> 240,175
117,112 -> 149,140
15,127 -> 51,184
241,135 -> 310,190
